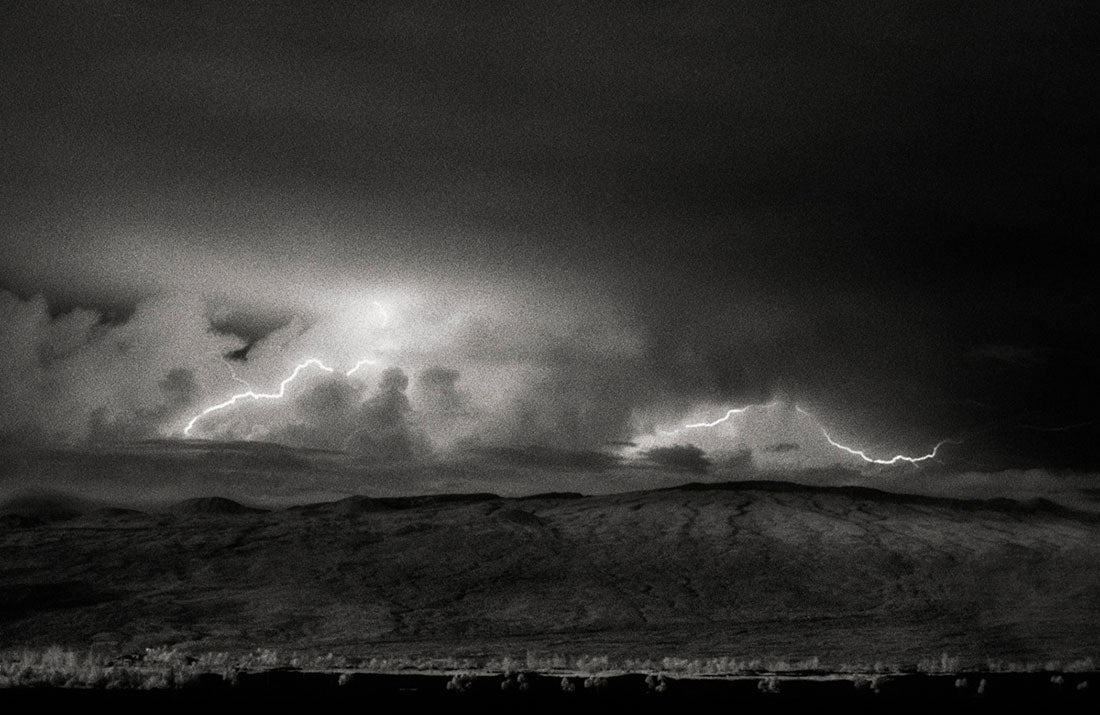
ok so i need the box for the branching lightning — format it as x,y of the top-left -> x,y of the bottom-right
345,358 -> 379,377
656,402 -> 956,467
219,356 -> 251,388
373,301 -> 389,327
683,406 -> 751,429
190,287 -> 953,466
657,405 -> 760,436
184,357 -> 378,437
794,407 -> 952,465
185,298 -> 390,437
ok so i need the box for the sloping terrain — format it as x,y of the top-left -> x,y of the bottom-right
1,481 -> 1097,665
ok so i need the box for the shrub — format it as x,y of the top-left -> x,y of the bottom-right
918,653 -> 961,674
446,673 -> 474,693
583,675 -> 608,691
757,676 -> 780,694
756,673 -> 783,690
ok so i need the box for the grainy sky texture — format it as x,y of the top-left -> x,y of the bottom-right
1,1 -> 1098,472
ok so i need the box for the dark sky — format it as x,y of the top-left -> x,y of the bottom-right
1,1 -> 1098,470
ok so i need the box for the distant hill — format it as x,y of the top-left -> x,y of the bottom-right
1,481 -> 1097,666
0,490 -> 96,521
171,496 -> 267,515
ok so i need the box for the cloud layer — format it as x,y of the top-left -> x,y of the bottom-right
0,289 -> 656,464
2,288 -> 1096,478
0,291 -> 239,444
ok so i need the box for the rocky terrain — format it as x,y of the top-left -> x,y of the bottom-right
1,481 -> 1098,667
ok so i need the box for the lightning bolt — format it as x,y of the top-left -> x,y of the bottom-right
373,301 -> 389,327
657,404 -> 762,436
183,357 -> 378,437
656,402 -> 955,467
219,356 -> 251,388
794,407 -> 952,465
345,358 -> 379,377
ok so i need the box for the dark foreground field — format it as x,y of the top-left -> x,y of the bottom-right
0,670 -> 1097,714
3,480 -> 1099,665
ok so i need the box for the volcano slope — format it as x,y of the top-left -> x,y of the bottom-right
1,481 -> 1097,667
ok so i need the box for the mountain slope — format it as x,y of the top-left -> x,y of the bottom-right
0,482 -> 1097,664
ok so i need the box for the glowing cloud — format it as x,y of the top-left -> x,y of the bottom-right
373,301 -> 390,327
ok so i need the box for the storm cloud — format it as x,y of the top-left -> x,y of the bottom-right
0,289 -> 657,462
0,1 -> 1097,472
0,290 -> 239,444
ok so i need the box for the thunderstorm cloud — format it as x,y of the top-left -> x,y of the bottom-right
1,1 -> 1097,493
